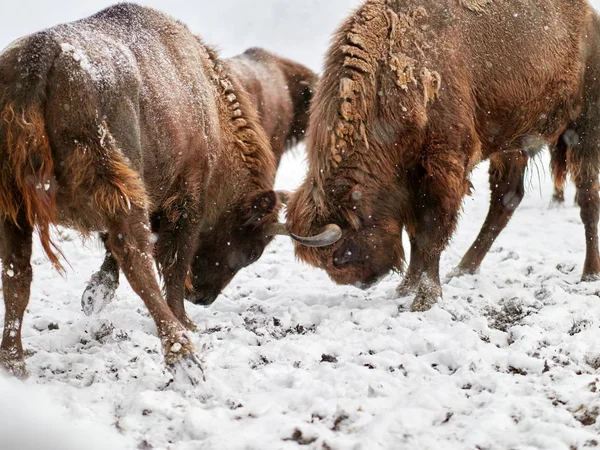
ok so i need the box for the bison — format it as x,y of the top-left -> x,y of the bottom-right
0,4 -> 334,378
81,47 -> 318,318
226,47 -> 317,166
286,0 -> 600,311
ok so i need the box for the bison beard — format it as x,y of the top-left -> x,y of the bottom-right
286,0 -> 600,311
0,4 -> 286,378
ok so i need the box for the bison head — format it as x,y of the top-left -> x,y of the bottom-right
186,190 -> 281,305
186,189 -> 343,304
286,177 -> 405,290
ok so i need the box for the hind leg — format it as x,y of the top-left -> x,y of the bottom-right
0,215 -> 33,378
155,214 -> 200,331
104,207 -> 201,373
453,152 -> 528,276
566,122 -> 600,280
81,233 -> 121,315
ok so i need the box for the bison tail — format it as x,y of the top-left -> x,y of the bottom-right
0,101 -> 64,271
0,33 -> 65,271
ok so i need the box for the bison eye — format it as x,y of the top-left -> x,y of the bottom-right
333,241 -> 362,267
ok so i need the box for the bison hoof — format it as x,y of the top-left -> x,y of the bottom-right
168,352 -> 206,387
396,280 -> 419,297
581,272 -> 600,282
162,328 -> 205,385
446,266 -> 476,281
410,294 -> 440,312
0,351 -> 28,379
410,275 -> 442,312
81,270 -> 118,316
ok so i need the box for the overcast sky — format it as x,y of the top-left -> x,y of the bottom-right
1,1 -> 599,74
0,0 -> 362,72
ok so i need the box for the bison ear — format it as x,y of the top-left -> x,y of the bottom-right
242,190 -> 280,228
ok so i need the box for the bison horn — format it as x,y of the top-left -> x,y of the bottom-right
290,224 -> 343,247
265,223 -> 343,247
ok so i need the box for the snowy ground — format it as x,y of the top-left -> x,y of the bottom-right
1,2 -> 600,450
1,150 -> 599,450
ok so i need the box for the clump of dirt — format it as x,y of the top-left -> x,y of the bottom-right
485,297 -> 538,332
284,429 -> 317,445
242,308 -> 316,340
321,354 -> 338,363
572,405 -> 599,427
569,319 -> 592,336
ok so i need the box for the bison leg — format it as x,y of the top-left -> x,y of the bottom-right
453,152 -> 528,276
569,133 -> 600,279
551,186 -> 565,204
81,232 -> 121,315
0,215 -> 33,378
396,233 -> 423,296
404,153 -> 466,312
576,177 -> 600,280
155,215 -> 199,331
105,208 -> 202,377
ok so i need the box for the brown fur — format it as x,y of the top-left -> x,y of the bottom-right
86,47 -> 314,313
0,103 -> 62,270
0,4 -> 279,376
287,0 -> 600,310
225,48 -> 317,164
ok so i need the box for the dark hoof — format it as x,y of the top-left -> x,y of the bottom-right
396,280 -> 419,297
410,276 -> 442,312
446,265 -> 476,281
410,294 -> 440,312
81,270 -> 118,316
168,352 -> 206,387
0,351 -> 28,379
162,326 -> 205,385
581,272 -> 600,282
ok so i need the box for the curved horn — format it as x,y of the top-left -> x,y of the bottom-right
290,224 -> 342,248
264,222 -> 290,237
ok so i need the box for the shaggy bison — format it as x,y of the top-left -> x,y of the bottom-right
286,0 -> 600,311
82,47 -> 318,316
226,48 -> 317,166
0,4 -> 334,377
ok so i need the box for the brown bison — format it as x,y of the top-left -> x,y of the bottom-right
226,47 -> 317,165
0,4 -> 333,378
81,47 -> 318,317
286,0 -> 600,311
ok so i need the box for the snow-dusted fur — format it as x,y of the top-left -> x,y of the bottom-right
287,0 -> 600,313
0,3 -> 279,377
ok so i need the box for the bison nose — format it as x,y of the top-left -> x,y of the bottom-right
186,289 -> 219,306
333,242 -> 361,267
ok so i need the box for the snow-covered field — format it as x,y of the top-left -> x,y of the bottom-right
1,2 -> 600,450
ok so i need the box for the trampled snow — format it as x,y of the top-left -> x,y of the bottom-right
1,2 -> 600,449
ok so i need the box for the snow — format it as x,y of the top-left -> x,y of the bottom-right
1,1 -> 600,449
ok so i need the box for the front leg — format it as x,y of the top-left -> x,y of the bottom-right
400,149 -> 466,312
396,233 -> 423,296
155,213 -> 200,331
105,207 -> 202,378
